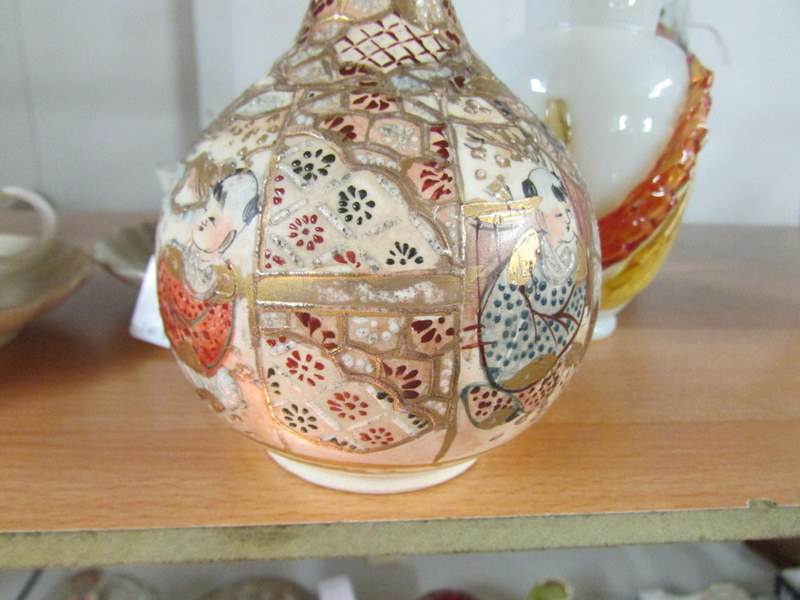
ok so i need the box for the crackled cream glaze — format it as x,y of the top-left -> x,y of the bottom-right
157,0 -> 599,472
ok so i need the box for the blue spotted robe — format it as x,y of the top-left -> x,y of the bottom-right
480,254 -> 587,391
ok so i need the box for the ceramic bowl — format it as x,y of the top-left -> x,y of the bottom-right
0,236 -> 94,347
0,187 -> 94,347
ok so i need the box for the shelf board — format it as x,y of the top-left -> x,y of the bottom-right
1,215 -> 799,568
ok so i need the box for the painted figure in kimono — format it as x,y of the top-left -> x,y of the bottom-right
479,167 -> 588,391
158,170 -> 260,375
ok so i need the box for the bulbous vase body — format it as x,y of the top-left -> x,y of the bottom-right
499,0 -> 712,338
157,0 -> 599,492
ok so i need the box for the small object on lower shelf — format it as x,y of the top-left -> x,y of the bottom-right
42,569 -> 160,600
196,578 -> 314,600
417,591 -> 479,600
529,579 -> 574,600
777,568 -> 800,599
318,576 -> 357,600
94,220 -> 156,286
637,583 -> 758,600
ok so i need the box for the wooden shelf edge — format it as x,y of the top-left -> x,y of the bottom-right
2,506 -> 800,569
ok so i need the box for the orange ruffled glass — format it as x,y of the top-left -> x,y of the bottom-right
598,56 -> 713,271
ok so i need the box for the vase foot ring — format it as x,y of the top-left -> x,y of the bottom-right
593,312 -> 618,340
268,452 -> 477,494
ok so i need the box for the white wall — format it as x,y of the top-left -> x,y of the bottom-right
685,0 -> 800,226
0,0 -> 198,213
1,1 -> 798,225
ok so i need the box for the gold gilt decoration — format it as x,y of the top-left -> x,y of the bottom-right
506,229 -> 540,286
545,98 -> 573,146
462,196 -> 542,226
155,0 -> 598,481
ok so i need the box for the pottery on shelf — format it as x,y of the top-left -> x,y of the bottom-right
157,0 -> 599,493
0,187 -> 94,347
198,578 -> 314,600
636,583 -> 756,600
529,579 -> 575,600
42,569 -> 161,600
500,0 -> 712,338
418,592 -> 479,600
94,220 -> 157,285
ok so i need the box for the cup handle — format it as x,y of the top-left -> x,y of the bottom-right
0,186 -> 59,250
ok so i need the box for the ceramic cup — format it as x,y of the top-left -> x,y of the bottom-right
0,186 -> 58,275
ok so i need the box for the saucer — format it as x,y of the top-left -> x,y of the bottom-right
94,220 -> 156,285
0,236 -> 94,347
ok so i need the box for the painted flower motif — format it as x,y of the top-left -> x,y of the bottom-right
286,350 -> 326,386
327,391 -> 370,422
265,335 -> 294,355
359,426 -> 395,447
272,174 -> 286,206
322,115 -> 368,142
405,412 -> 430,431
334,250 -> 363,269
291,148 -> 336,182
386,242 -> 424,267
411,316 -> 455,346
350,91 -> 398,112
295,311 -> 338,351
429,124 -> 451,160
263,248 -> 287,270
281,403 -> 319,434
407,159 -> 455,202
337,185 -> 376,226
382,363 -> 423,400
265,367 -> 282,398
289,214 -> 325,251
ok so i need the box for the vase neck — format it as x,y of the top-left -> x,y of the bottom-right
299,0 -> 464,37
560,0 -> 664,34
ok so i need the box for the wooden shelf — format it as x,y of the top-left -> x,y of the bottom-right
1,215 -> 799,568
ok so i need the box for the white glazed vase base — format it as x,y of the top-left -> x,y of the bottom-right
593,310 -> 619,340
268,452 -> 477,494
